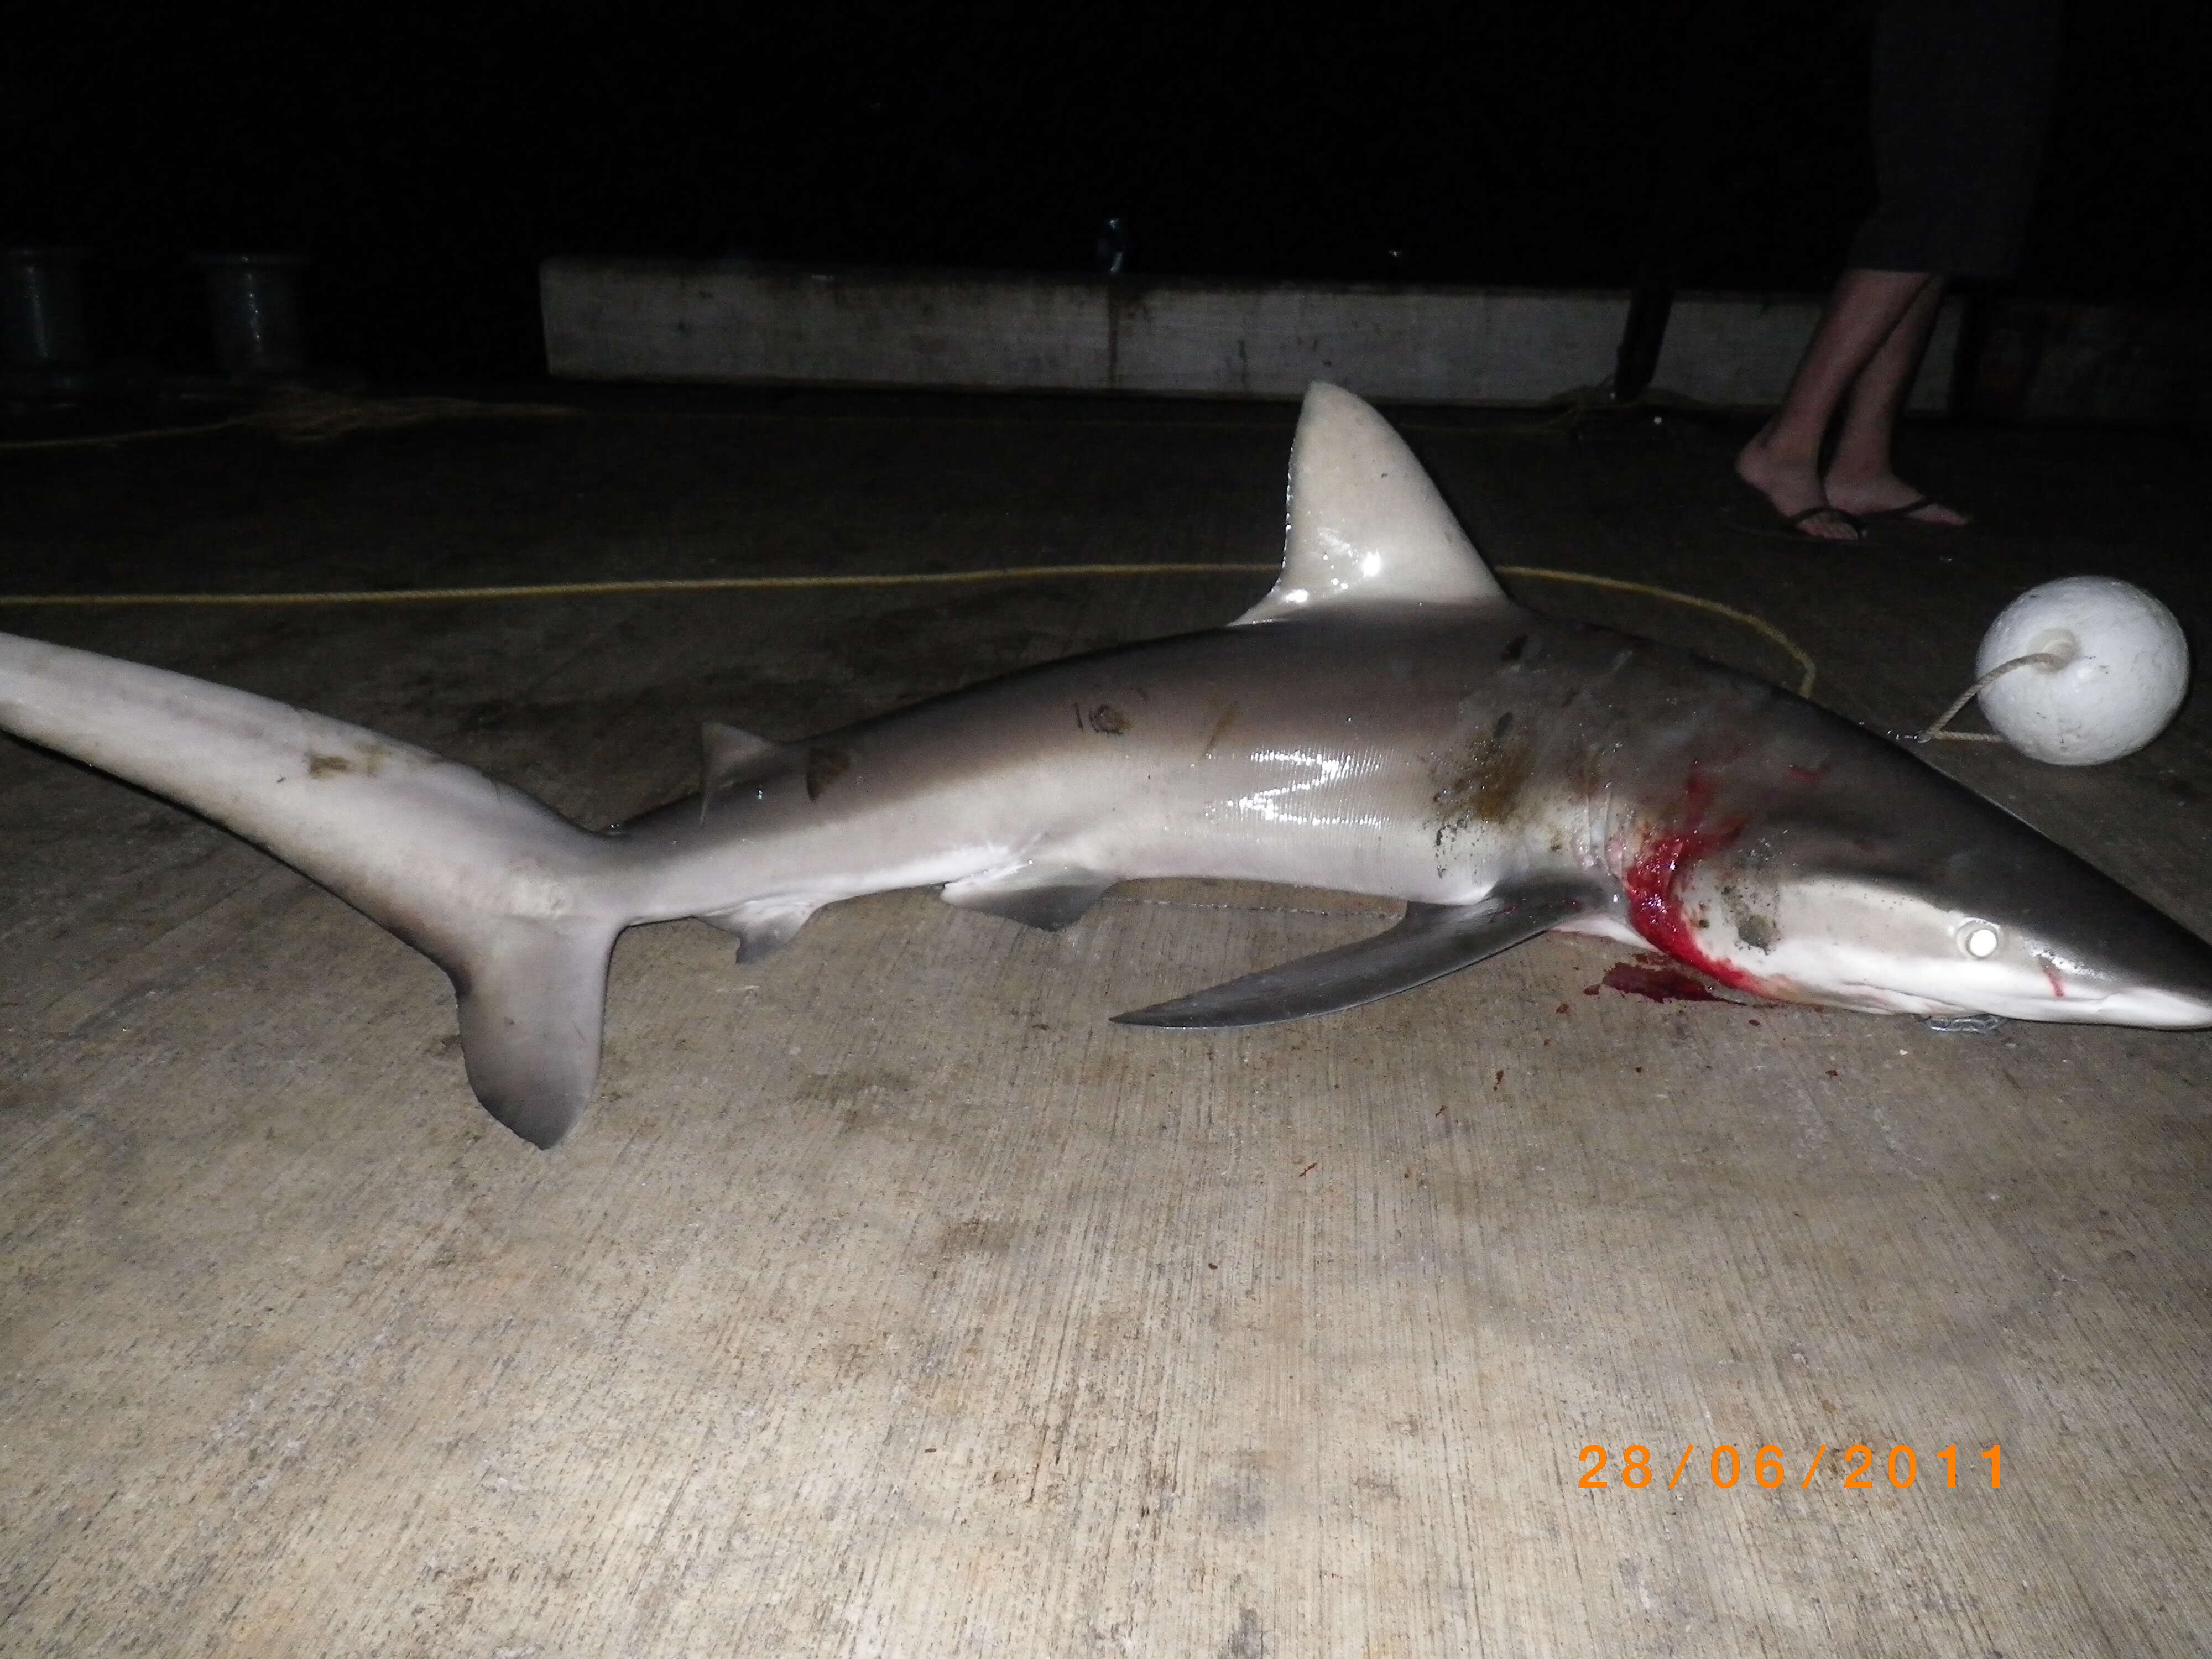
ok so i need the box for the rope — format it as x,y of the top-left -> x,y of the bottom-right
1912,651 -> 2070,744
23,383 -> 2114,754
0,416 -> 247,452
0,379 -> 1823,693
0,563 -> 1277,608
0,378 -> 1719,453
1493,566 -> 1817,697
0,388 -> 580,452
0,561 -> 1816,696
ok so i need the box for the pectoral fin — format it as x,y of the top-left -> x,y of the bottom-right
1112,880 -> 1596,1029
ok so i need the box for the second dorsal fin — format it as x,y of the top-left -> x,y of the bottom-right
701,721 -> 790,798
1234,382 -> 1507,625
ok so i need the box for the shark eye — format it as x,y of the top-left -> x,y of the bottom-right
1959,921 -> 2002,959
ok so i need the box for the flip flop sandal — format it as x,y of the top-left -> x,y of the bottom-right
1856,497 -> 1963,526
1782,504 -> 1864,539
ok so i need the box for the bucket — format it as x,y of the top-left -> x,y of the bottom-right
1,248 -> 92,367
193,252 -> 308,377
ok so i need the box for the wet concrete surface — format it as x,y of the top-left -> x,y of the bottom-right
2,389 -> 2209,1656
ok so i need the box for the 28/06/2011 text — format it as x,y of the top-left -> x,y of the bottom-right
1578,1443 -> 2003,1491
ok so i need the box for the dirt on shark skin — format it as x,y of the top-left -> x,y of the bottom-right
1431,710 -> 1536,852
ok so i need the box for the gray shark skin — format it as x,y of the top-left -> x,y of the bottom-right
4,383 -> 2210,1148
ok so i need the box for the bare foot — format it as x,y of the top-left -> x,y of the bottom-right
1823,471 -> 1970,526
1736,430 -> 1861,541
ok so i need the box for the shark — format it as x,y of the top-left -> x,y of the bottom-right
3,383 -> 2209,1147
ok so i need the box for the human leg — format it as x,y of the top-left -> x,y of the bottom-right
1822,275 -> 1968,525
1735,268 -> 1937,540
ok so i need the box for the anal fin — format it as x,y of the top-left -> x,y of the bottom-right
696,899 -> 818,962
941,864 -> 1117,932
1112,879 -> 1596,1029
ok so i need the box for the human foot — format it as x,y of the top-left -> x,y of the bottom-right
1823,473 -> 1970,527
1736,432 -> 1862,541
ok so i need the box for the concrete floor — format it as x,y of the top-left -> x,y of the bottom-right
3,391 -> 2209,1657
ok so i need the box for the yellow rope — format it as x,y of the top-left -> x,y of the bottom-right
0,560 -> 1818,696
1,380 -> 1691,453
1493,566 -> 1817,697
0,416 -> 249,452
0,390 -> 581,452
0,562 -> 1276,607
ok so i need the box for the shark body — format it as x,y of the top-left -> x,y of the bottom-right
4,384 -> 2209,1147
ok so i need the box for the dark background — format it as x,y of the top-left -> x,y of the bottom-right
6,1 -> 2205,383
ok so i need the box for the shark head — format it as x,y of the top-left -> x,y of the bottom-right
1615,730 -> 2212,1029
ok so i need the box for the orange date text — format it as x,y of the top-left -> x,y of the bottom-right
1577,1442 -> 2002,1491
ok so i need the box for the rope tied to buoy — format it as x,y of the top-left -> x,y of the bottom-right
1912,651 -> 2074,743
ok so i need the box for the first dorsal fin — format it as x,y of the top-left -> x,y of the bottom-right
1234,382 -> 1506,626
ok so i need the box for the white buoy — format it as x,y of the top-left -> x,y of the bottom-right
1974,577 -> 2190,765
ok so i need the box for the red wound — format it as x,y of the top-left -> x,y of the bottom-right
1622,765 -> 1760,993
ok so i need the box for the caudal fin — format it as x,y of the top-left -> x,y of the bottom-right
0,632 -> 632,1146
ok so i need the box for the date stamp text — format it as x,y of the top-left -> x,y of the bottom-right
1578,1442 -> 2003,1491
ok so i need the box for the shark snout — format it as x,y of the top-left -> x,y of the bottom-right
2008,924 -> 2212,1028
2075,902 -> 2212,1028
2091,985 -> 2212,1029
